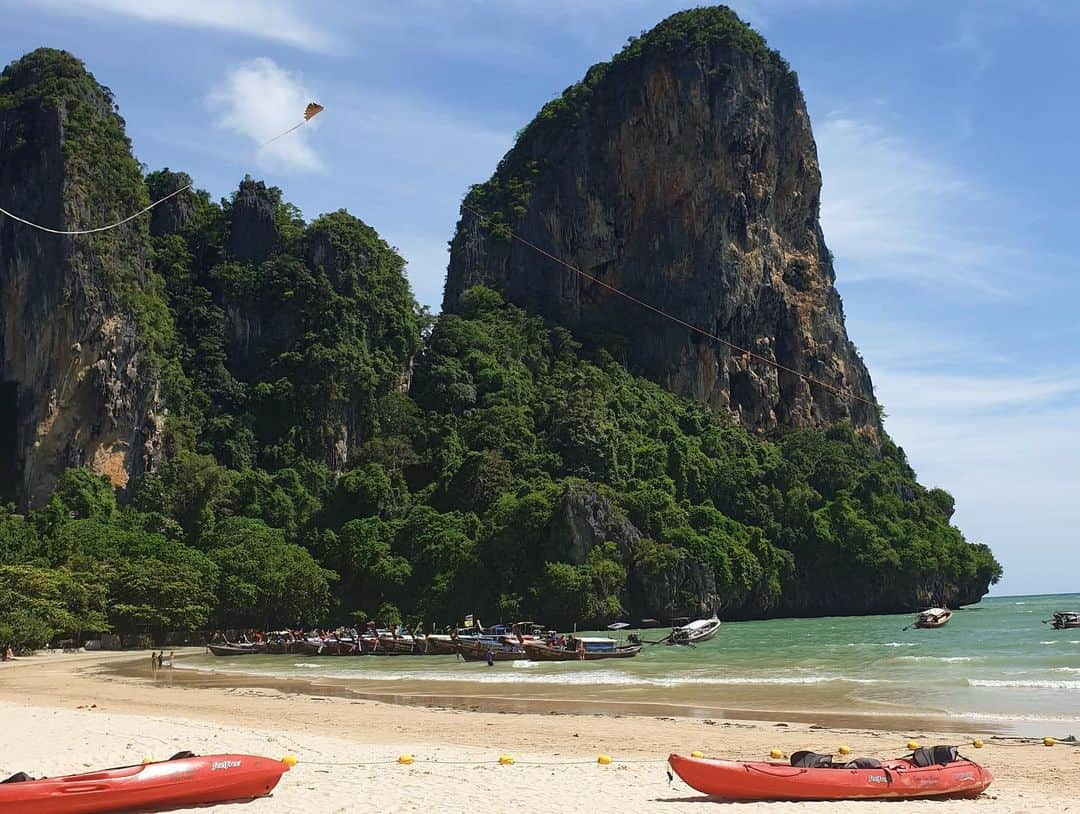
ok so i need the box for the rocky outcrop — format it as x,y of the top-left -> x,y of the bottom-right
550,482 -> 718,620
227,178 -> 278,264
0,49 -> 164,507
147,169 -> 195,238
445,7 -> 878,437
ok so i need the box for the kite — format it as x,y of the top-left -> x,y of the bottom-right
0,102 -> 327,236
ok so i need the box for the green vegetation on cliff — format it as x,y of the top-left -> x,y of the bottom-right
466,6 -> 790,242
0,226 -> 1001,644
0,42 -> 1000,649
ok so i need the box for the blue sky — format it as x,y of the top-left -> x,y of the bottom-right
2,1 -> 1078,597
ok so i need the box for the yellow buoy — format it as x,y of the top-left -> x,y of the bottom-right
838,745 -> 851,755
1043,737 -> 1056,747
597,754 -> 612,765
906,740 -> 919,751
769,748 -> 784,760
972,739 -> 984,749
281,754 -> 298,768
498,754 -> 515,765
690,751 -> 704,759
397,754 -> 414,765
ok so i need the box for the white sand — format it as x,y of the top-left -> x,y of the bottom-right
2,651 -> 1077,812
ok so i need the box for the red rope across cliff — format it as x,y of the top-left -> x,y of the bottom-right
460,203 -> 880,411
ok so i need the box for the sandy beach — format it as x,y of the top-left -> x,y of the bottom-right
1,651 -> 1077,813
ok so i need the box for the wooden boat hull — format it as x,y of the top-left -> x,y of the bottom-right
457,641 -> 525,661
0,753 -> 289,814
207,643 -> 257,656
668,754 -> 992,802
523,643 -> 642,661
424,635 -> 460,655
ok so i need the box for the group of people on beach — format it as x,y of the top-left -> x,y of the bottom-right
150,650 -> 175,673
1,644 -> 14,661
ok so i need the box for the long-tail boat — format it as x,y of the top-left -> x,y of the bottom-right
666,616 -> 722,645
1050,611 -> 1080,629
914,607 -> 953,629
523,636 -> 641,660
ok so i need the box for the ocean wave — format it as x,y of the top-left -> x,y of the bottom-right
947,710 -> 1080,724
844,642 -> 918,648
968,678 -> 1080,690
892,656 -> 972,663
176,662 -> 878,688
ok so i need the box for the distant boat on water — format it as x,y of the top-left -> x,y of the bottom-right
666,616 -> 722,645
913,607 -> 953,629
1048,611 -> 1080,630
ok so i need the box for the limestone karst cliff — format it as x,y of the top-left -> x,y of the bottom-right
0,49 -> 164,508
445,7 -> 878,437
0,30 -> 1000,633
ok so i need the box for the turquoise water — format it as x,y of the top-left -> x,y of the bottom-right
181,594 -> 1080,735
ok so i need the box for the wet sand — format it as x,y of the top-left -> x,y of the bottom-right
110,651 -> 1007,736
2,650 -> 1078,813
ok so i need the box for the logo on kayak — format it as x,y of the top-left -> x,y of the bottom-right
211,760 -> 242,771
867,775 -> 888,784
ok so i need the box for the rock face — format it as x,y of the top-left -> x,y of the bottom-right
0,50 -> 164,507
550,483 -> 718,620
147,169 -> 195,238
446,7 -> 878,436
227,178 -> 279,264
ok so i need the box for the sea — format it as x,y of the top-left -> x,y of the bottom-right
176,594 -> 1080,737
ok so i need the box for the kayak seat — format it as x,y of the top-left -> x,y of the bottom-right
842,757 -> 882,769
790,752 -> 882,770
911,746 -> 959,767
1,772 -> 33,784
790,751 -> 833,768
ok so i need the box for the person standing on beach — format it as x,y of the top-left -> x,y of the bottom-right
151,651 -> 158,675
157,651 -> 164,670
486,647 -> 494,667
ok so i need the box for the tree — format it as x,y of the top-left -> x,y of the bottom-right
207,518 -> 335,627
0,566 -> 108,648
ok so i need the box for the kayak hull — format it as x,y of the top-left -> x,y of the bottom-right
0,753 -> 289,814
668,754 -> 992,802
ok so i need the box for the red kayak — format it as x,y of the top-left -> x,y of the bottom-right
669,751 -> 993,802
0,753 -> 290,813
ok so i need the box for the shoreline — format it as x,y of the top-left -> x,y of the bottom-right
109,652 -> 1010,737
3,651 -> 1080,812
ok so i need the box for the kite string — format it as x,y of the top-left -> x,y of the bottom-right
460,204 -> 879,409
259,120 -> 305,149
0,109 -> 321,236
0,183 -> 192,237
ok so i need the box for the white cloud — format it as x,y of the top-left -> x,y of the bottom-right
208,58 -> 324,173
25,0 -> 335,51
392,233 -> 451,313
874,365 -> 1080,596
816,114 -> 1016,297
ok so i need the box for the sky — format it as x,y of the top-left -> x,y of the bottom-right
2,0 -> 1078,597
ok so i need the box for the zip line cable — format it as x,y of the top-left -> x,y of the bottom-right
0,184 -> 192,236
460,204 -> 880,411
0,103 -> 324,237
